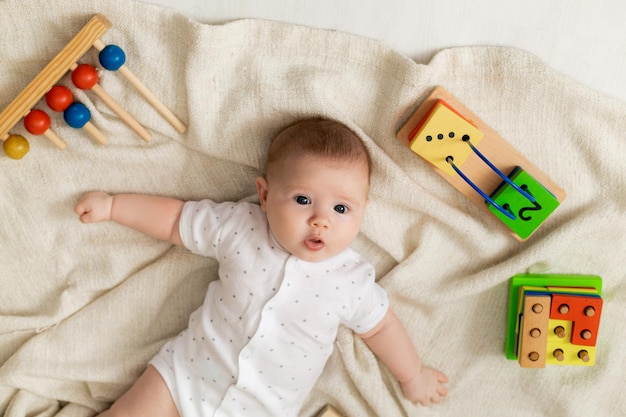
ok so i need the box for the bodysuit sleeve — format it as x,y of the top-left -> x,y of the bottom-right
178,199 -> 240,258
343,268 -> 389,334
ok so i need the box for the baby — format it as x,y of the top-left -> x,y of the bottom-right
75,119 -> 448,417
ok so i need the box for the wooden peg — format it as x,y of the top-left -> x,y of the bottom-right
83,122 -> 108,145
578,350 -> 590,363
553,349 -> 565,361
554,326 -> 566,338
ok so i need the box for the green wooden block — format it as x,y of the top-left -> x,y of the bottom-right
504,273 -> 602,360
488,166 -> 560,240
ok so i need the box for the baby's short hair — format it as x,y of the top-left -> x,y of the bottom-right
265,118 -> 372,181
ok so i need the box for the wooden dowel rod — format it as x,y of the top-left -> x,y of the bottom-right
119,66 -> 187,133
43,129 -> 67,149
83,122 -> 107,145
90,84 -> 152,142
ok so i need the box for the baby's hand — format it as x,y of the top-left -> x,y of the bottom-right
74,191 -> 114,223
401,366 -> 448,406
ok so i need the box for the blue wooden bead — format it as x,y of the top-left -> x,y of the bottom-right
99,44 -> 126,71
64,102 -> 91,128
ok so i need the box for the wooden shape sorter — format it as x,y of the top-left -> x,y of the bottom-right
505,274 -> 603,368
0,14 -> 186,160
397,86 -> 566,241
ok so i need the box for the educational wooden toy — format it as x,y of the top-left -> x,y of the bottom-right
0,14 -> 186,160
397,86 -> 566,241
505,274 -> 603,368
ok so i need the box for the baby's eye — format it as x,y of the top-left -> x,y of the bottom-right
334,204 -> 349,214
295,195 -> 311,205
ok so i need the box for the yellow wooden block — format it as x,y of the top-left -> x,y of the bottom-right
409,100 -> 483,176
546,319 -> 596,366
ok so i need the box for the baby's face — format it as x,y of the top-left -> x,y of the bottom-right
256,154 -> 370,262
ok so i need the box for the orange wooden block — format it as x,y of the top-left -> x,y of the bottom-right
518,295 -> 551,368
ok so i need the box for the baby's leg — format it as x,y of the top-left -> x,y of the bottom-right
98,365 -> 180,417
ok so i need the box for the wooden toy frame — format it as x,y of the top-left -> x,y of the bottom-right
397,86 -> 566,240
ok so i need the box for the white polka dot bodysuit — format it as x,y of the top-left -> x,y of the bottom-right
150,200 -> 389,417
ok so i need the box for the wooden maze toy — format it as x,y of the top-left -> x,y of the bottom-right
397,86 -> 566,240
0,14 -> 186,160
505,274 -> 603,368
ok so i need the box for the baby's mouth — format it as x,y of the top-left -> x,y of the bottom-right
304,236 -> 325,251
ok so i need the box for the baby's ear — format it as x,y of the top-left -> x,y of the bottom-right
255,177 -> 269,211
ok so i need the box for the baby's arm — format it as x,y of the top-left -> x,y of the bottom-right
357,309 -> 448,406
74,191 -> 185,246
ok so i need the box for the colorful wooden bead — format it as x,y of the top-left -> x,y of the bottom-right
99,44 -> 126,71
64,102 -> 91,128
46,85 -> 74,112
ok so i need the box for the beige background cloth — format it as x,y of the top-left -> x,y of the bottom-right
1,0 -> 625,416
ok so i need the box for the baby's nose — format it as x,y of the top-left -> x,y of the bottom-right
309,214 -> 330,229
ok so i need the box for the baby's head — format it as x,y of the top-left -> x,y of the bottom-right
256,118 -> 372,262
264,118 -> 372,183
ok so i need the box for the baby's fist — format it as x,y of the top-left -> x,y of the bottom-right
401,366 -> 448,406
75,191 -> 113,223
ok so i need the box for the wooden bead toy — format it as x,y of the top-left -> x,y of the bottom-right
0,14 -> 186,159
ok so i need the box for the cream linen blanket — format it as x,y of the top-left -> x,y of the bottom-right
1,0 -> 625,416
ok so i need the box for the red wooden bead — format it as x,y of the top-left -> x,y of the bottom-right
23,109 -> 51,135
46,85 -> 74,112
72,64 -> 99,90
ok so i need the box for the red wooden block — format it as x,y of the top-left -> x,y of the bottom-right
550,294 -> 602,346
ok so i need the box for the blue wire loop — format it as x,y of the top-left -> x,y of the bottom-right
464,138 -> 536,203
446,156 -> 516,220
